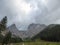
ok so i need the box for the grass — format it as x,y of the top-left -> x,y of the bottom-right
6,42 -> 60,45
23,42 -> 60,45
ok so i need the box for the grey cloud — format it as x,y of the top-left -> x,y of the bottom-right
0,0 -> 60,30
34,0 -> 60,25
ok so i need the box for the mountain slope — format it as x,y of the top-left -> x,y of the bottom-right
32,24 -> 60,41
7,23 -> 46,39
27,23 -> 46,38
7,24 -> 28,39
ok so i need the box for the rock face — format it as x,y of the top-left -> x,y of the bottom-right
27,23 -> 46,38
7,24 -> 19,37
7,24 -> 28,39
7,23 -> 46,39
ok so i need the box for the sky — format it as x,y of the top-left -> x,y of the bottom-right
0,0 -> 60,30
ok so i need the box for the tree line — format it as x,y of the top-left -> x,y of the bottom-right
0,16 -> 22,45
32,24 -> 60,42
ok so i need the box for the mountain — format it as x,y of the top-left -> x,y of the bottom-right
7,24 -> 20,37
27,23 -> 46,38
7,23 -> 46,39
7,24 -> 28,39
32,24 -> 60,41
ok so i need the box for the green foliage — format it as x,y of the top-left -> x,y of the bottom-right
1,16 -> 7,26
0,16 -> 23,45
13,42 -> 60,45
10,37 -> 23,43
23,38 -> 32,42
0,16 -> 7,32
2,31 -> 12,45
40,24 -> 60,41
32,24 -> 60,42
0,34 -> 4,43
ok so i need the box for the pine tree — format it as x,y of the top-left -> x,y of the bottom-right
0,16 -> 7,32
2,31 -> 12,45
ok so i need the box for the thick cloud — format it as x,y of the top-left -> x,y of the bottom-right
0,0 -> 60,30
35,0 -> 60,25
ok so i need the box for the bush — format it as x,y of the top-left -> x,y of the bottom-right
10,37 -> 23,43
0,34 -> 4,43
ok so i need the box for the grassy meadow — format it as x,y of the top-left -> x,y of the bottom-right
2,42 -> 60,45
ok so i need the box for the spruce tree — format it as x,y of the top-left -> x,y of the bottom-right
0,16 -> 7,32
2,31 -> 12,45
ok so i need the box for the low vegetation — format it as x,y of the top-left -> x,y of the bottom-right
1,42 -> 60,45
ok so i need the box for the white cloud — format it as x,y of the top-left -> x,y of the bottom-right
0,0 -> 60,30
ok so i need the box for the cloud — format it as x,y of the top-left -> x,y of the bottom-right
34,0 -> 60,25
0,0 -> 60,30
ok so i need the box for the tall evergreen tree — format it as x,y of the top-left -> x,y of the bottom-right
0,16 -> 7,32
2,31 -> 12,45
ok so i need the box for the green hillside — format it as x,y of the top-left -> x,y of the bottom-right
32,24 -> 60,42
